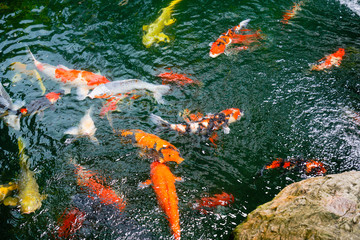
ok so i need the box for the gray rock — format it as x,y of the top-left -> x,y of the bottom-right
233,171 -> 360,240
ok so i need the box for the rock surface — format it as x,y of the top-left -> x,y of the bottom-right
233,171 -> 360,240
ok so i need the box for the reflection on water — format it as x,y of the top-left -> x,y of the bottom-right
0,0 -> 360,239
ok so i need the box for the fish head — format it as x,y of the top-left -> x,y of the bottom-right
334,48 -> 345,58
20,195 -> 42,214
160,147 -> 184,164
45,90 -> 64,104
209,41 -> 226,58
222,108 -> 242,123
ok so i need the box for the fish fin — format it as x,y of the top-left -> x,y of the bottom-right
0,82 -> 13,105
61,85 -> 72,95
64,126 -> 79,136
152,85 -> 170,104
26,46 -> 37,63
238,19 -> 251,30
223,125 -> 230,134
3,196 -> 19,206
138,179 -> 152,189
209,132 -> 218,147
143,25 -> 149,31
3,114 -> 21,130
76,86 -> 89,100
90,136 -> 99,145
149,113 -> 171,127
164,18 -> 176,26
209,42 -> 214,47
33,70 -> 46,95
156,32 -> 170,43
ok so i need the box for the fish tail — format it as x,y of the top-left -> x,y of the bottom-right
168,0 -> 182,8
238,19 -> 251,30
153,85 -> 170,104
17,137 -> 29,168
26,46 -> 38,63
150,113 -> 171,128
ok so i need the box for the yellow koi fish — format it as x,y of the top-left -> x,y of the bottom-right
0,182 -> 17,201
142,0 -> 183,48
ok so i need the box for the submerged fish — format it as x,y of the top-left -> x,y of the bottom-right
10,62 -> 46,95
281,1 -> 304,24
87,79 -> 170,104
192,192 -> 234,214
142,0 -> 183,48
28,48 -> 110,100
0,182 -> 18,202
139,161 -> 182,240
157,71 -> 201,86
19,90 -> 64,116
56,207 -> 86,239
119,129 -> 184,164
311,48 -> 345,71
0,82 -> 24,130
209,19 -> 262,58
263,158 -> 327,176
64,107 -> 98,143
73,162 -> 126,211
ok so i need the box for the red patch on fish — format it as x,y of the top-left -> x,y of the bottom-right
158,71 -> 201,86
55,68 -> 110,86
56,207 -> 86,239
311,48 -> 345,71
281,2 -> 303,24
264,158 -> 327,175
99,97 -> 122,117
45,92 -> 62,104
193,192 -> 234,214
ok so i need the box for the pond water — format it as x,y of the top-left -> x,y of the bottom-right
0,0 -> 360,239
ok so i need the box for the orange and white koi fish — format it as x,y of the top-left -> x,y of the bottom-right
209,19 -> 262,58
119,129 -> 184,164
281,2 -> 304,24
28,48 -> 110,100
56,207 -> 86,239
73,163 -> 126,211
139,161 -> 182,240
157,71 -> 201,86
64,107 -> 98,143
311,48 -> 345,71
150,108 -> 243,135
263,158 -> 327,175
192,192 -> 234,214
87,79 -> 170,104
99,93 -> 141,117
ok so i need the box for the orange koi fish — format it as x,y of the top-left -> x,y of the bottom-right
28,48 -> 110,100
281,2 -> 304,24
192,192 -> 234,214
209,19 -> 262,58
264,158 -> 327,175
73,163 -> 126,211
150,108 -> 243,135
119,129 -> 184,164
140,161 -> 182,240
99,93 -> 141,117
157,71 -> 201,86
311,48 -> 345,71
56,207 -> 86,239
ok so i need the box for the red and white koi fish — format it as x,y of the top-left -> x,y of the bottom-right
64,107 -> 98,143
119,129 -> 184,164
281,2 -> 304,24
311,48 -> 345,71
150,108 -> 243,135
56,207 -> 86,239
73,163 -> 126,211
139,161 -> 182,240
99,93 -> 141,117
209,19 -> 262,58
28,48 -> 110,100
192,192 -> 234,214
87,79 -> 170,104
157,71 -> 201,86
263,158 -> 327,175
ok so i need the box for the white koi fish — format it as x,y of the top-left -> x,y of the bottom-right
87,79 -> 170,104
0,82 -> 24,130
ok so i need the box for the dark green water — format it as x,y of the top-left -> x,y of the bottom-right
0,0 -> 360,239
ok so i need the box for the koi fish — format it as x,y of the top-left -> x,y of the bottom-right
0,182 -> 18,202
9,62 -> 46,95
192,192 -> 234,214
18,90 -> 64,116
263,158 -> 327,175
64,107 -> 98,143
178,109 -> 204,122
142,0 -> 183,48
56,207 -> 86,239
139,161 -> 182,240
150,108 -> 243,135
28,48 -> 110,100
209,19 -> 262,58
10,137 -> 46,214
87,79 -> 170,104
281,1 -> 304,24
99,93 -> 142,117
311,48 -> 345,71
157,71 -> 201,86
119,129 -> 184,164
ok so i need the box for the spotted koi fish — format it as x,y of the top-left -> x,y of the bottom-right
157,71 -> 201,86
311,48 -> 345,71
73,163 -> 126,211
119,129 -> 184,164
264,158 -> 327,175
150,108 -> 243,135
56,207 -> 86,239
209,19 -> 262,58
28,48 -> 110,100
192,192 -> 234,214
281,2 -> 304,24
139,161 -> 182,240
